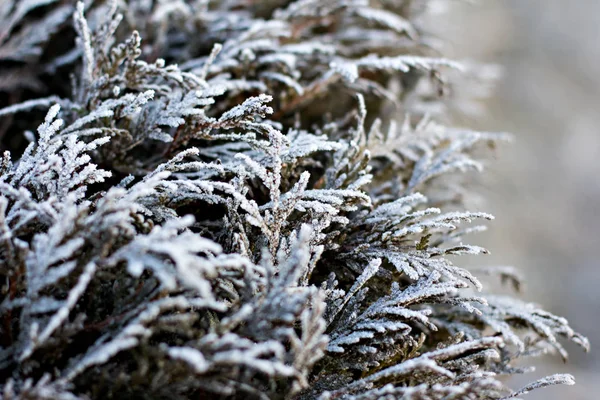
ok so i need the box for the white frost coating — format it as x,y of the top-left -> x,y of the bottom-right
0,0 -> 587,398
167,347 -> 210,374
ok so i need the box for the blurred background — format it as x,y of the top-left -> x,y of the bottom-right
431,1 -> 600,398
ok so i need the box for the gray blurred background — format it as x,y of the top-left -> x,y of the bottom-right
432,1 -> 600,398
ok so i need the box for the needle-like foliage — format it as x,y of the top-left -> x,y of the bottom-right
0,1 -> 588,399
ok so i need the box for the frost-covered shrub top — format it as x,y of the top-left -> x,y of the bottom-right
0,1 -> 588,399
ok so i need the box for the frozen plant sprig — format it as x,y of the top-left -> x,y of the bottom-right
0,1 -> 588,399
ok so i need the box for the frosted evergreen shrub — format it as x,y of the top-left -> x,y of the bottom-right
0,1 -> 588,399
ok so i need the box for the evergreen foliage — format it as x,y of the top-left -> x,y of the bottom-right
0,1 -> 588,399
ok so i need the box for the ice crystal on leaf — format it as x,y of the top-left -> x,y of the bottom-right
0,0 -> 587,399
